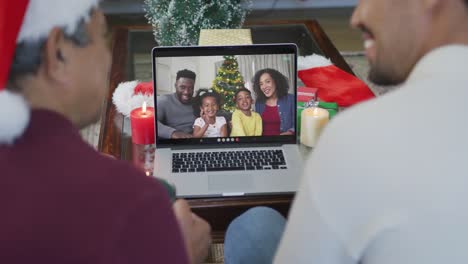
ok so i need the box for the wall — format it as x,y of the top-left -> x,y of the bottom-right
101,0 -> 357,14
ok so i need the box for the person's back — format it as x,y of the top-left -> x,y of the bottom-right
0,1 -> 210,263
274,46 -> 468,263
273,0 -> 468,262
0,109 -> 189,263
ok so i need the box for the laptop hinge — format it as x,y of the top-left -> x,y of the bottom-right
170,143 -> 283,150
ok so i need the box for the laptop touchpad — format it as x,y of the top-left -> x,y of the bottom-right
208,173 -> 253,192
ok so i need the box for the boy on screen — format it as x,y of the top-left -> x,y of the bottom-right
230,88 -> 263,137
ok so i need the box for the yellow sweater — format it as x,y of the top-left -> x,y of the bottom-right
230,109 -> 263,137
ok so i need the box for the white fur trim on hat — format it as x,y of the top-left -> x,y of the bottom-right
112,81 -> 155,117
298,54 -> 333,70
17,0 -> 100,43
0,90 -> 30,145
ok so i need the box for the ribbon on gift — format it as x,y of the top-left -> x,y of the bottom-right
298,54 -> 375,107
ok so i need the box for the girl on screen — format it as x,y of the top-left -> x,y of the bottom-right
192,89 -> 228,138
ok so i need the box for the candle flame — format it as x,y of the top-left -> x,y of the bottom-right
142,101 -> 147,113
313,107 -> 319,116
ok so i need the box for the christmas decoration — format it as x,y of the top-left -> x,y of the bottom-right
199,29 -> 252,46
211,55 -> 245,112
143,0 -> 252,46
298,54 -> 375,107
113,81 -> 154,117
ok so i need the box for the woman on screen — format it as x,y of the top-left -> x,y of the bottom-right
253,68 -> 295,136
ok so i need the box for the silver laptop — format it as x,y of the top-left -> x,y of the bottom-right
152,44 -> 302,198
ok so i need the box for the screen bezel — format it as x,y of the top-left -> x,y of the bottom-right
152,44 -> 298,148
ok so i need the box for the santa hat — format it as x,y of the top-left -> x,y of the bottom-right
0,0 -> 100,145
113,81 -> 155,117
298,54 -> 375,107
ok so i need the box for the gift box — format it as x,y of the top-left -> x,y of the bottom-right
198,29 -> 253,46
297,101 -> 338,135
297,86 -> 318,103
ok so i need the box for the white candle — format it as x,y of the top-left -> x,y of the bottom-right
300,107 -> 329,147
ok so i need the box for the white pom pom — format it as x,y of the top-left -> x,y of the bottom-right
112,80 -> 139,117
298,54 -> 333,70
0,90 -> 30,145
113,81 -> 155,117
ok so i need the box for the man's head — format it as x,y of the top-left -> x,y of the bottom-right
7,0 -> 109,129
351,0 -> 468,86
175,69 -> 196,104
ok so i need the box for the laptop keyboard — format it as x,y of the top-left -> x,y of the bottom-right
172,149 -> 287,173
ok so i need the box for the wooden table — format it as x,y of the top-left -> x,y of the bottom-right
98,20 -> 353,242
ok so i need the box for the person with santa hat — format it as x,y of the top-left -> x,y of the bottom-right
224,0 -> 468,263
0,1 -> 210,263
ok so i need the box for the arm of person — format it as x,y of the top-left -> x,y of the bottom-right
230,112 -> 246,137
274,180 -> 355,264
173,199 -> 212,264
220,124 -> 228,137
108,189 -> 191,264
156,96 -> 177,138
255,113 -> 263,136
192,117 -> 209,138
157,120 -> 177,139
286,94 -> 296,133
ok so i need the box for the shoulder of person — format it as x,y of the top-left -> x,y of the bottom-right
157,94 -> 174,104
216,116 -> 227,124
194,117 -> 205,127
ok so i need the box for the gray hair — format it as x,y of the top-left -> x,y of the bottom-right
8,12 -> 92,88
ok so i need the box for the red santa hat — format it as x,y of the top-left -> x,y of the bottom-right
0,0 -> 100,144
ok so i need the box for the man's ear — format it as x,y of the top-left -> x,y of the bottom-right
42,27 -> 69,85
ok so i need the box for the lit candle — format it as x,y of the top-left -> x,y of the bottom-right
300,107 -> 329,147
130,102 -> 155,144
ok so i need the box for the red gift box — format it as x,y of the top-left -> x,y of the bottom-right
297,86 -> 318,103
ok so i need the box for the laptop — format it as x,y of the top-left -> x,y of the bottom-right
152,44 -> 302,198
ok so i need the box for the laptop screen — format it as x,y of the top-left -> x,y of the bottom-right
152,44 -> 297,147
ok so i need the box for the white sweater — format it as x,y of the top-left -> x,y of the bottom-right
275,45 -> 468,264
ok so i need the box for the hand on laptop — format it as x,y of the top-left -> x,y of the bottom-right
171,131 -> 193,139
173,199 -> 212,264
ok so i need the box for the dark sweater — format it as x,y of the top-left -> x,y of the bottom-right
0,110 -> 189,263
157,93 -> 196,138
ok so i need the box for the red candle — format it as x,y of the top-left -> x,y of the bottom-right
130,102 -> 155,144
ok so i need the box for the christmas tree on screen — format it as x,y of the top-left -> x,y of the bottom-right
212,55 -> 245,112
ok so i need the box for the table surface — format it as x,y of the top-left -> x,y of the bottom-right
98,20 -> 352,242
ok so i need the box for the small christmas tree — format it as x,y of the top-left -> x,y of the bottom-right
212,55 -> 245,112
144,0 -> 252,46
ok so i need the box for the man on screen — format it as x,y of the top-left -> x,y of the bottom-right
157,69 -> 197,139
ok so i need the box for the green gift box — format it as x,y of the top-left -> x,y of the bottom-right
297,101 -> 338,135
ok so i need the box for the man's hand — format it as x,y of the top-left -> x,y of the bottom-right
280,131 -> 295,136
171,131 -> 193,139
200,110 -> 210,125
173,199 -> 212,264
